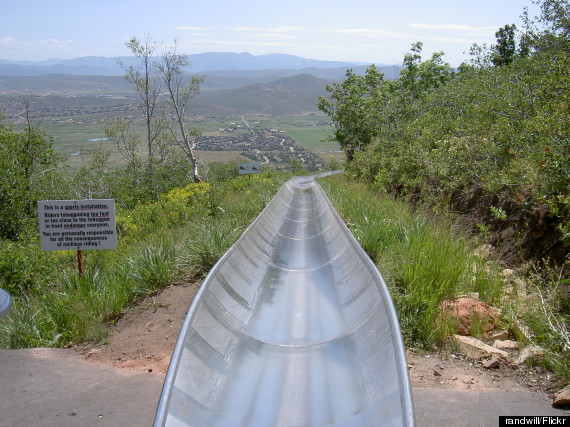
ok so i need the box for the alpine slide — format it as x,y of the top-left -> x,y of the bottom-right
154,173 -> 415,426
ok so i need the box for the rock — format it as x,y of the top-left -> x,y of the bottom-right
553,385 -> 570,408
501,269 -> 515,278
458,292 -> 480,301
493,339 -> 519,350
474,244 -> 494,259
453,335 -> 510,360
510,319 -> 534,341
489,330 -> 509,341
440,297 -> 498,335
85,349 -> 100,358
483,357 -> 500,369
513,278 -> 529,299
514,345 -> 545,365
433,369 -> 442,377
489,306 -> 502,318
504,284 -> 515,295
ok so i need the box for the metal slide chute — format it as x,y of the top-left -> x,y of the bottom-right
0,288 -> 11,319
155,175 -> 414,426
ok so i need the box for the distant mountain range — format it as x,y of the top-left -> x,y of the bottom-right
0,52 -> 373,77
0,53 -> 402,116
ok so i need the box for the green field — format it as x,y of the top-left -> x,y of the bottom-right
37,122 -> 108,155
36,114 -> 343,171
255,115 -> 331,146
241,114 -> 343,160
286,128 -> 337,150
39,122 -> 114,170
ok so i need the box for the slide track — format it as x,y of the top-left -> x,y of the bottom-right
154,174 -> 414,426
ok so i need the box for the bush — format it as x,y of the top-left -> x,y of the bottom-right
0,240 -> 65,296
319,2 -> 570,269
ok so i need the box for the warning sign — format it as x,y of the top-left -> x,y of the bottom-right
38,199 -> 117,251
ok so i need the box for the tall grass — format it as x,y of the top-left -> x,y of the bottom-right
127,240 -> 178,295
1,239 -> 179,348
319,174 -> 503,348
504,265 -> 570,383
0,170 -> 289,349
182,218 -> 242,277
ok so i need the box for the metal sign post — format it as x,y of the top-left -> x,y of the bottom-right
77,250 -> 83,277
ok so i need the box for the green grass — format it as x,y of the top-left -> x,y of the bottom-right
286,127 -> 338,151
41,122 -> 108,154
0,170 -> 289,349
30,122 -> 112,170
0,239 -> 179,348
3,165 -> 567,383
182,218 -> 243,277
319,174 -> 503,347
320,174 -> 570,382
504,266 -> 570,384
2,170 -> 500,350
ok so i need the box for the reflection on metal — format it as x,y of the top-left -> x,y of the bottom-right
0,288 -> 11,318
155,174 -> 414,426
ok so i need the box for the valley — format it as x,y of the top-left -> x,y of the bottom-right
0,53 -> 400,171
0,70 -> 343,171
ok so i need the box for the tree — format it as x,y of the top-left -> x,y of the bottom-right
399,42 -> 455,100
317,65 -> 387,161
120,35 -> 163,160
116,36 -> 204,183
0,121 -> 61,239
157,40 -> 203,182
491,24 -> 518,66
104,117 -> 141,173
317,43 -> 455,166
72,144 -> 113,200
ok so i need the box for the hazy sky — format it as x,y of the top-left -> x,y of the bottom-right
1,0 -> 538,65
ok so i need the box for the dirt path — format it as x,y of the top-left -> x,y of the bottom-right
77,282 -> 199,374
76,281 -> 560,397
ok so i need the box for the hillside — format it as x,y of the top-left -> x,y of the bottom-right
193,74 -> 330,115
0,73 -> 331,119
0,65 -> 396,95
0,74 -> 132,95
199,65 -> 400,90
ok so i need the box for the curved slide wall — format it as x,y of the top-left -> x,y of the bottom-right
0,288 -> 11,318
155,175 -> 414,426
